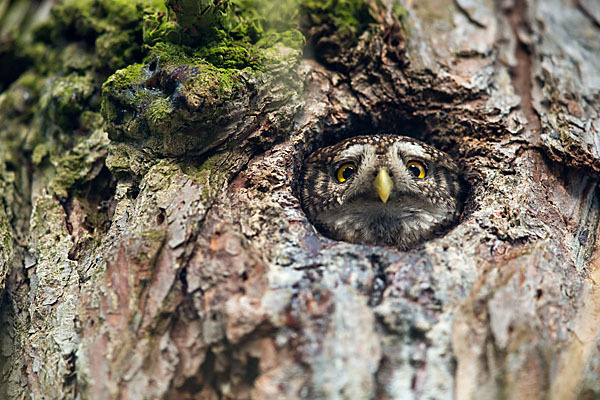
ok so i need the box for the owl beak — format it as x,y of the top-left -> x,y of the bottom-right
373,168 -> 393,203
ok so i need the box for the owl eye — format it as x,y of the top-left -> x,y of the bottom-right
336,163 -> 356,182
407,161 -> 426,178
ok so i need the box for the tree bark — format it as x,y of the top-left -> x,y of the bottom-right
1,0 -> 599,399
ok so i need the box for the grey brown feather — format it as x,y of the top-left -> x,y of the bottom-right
300,135 -> 464,250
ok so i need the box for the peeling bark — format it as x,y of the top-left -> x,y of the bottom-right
1,0 -> 600,399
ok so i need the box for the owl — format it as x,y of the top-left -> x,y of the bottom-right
300,135 -> 464,250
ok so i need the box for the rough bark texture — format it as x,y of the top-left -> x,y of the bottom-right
1,0 -> 599,399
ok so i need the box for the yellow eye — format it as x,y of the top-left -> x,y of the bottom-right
336,163 -> 356,182
407,161 -> 426,178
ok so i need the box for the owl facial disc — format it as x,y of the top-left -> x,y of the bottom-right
300,134 -> 464,250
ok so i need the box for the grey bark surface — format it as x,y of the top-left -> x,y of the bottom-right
1,0 -> 600,399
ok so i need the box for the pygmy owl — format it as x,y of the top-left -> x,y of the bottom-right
300,135 -> 464,250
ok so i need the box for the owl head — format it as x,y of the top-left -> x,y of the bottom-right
300,135 -> 464,250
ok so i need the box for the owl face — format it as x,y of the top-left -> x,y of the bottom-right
300,135 -> 463,250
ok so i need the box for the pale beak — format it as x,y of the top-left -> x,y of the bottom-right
373,168 -> 393,203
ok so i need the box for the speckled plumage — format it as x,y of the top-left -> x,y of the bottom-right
300,135 -> 464,250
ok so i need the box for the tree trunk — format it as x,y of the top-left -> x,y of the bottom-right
1,0 -> 599,399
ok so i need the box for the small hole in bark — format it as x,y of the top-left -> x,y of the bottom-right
200,349 -> 216,389
129,184 -> 140,199
245,356 -> 260,385
536,289 -> 543,299
179,267 -> 188,290
65,352 -> 77,381
148,57 -> 158,72
409,325 -> 428,340
241,271 -> 248,281
178,377 -> 204,395
297,123 -> 469,251
156,209 -> 166,225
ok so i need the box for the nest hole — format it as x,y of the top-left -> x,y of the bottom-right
292,113 -> 474,251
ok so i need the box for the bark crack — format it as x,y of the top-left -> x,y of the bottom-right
454,0 -> 487,28
504,0 -> 542,135
576,0 -> 600,29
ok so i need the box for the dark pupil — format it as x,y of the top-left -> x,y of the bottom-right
342,166 -> 355,180
408,165 -> 420,177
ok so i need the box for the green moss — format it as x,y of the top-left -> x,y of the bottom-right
299,0 -> 378,43
186,64 -> 242,99
391,3 -> 410,37
3,0 -> 383,196
159,0 -> 378,68
152,0 -> 305,70
32,143 -> 50,165
15,70 -> 44,96
102,37 -> 256,144
148,98 -> 174,124
143,12 -> 181,45
79,111 -> 105,131
52,130 -> 110,198
105,142 -> 153,177
1,0 -> 177,193
256,29 -> 305,51
147,97 -> 175,135
100,63 -> 149,134
29,0 -> 163,76
195,152 -> 228,174
54,152 -> 92,198
392,3 -> 408,23
140,229 -> 167,242
39,73 -> 95,129
95,31 -> 141,71
10,0 -> 381,151
105,62 -> 148,88
179,152 -> 232,200
166,0 -> 229,31
197,38 -> 263,69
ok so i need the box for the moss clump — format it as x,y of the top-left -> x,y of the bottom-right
103,63 -> 148,91
32,143 -> 51,165
101,0 -> 310,154
100,63 -> 150,134
39,74 -> 95,129
95,31 -> 142,72
141,0 -> 305,71
147,97 -> 175,134
98,0 -> 384,151
52,130 -> 110,198
299,0 -> 378,43
166,0 -> 230,31
101,46 -> 249,148
1,0 -> 177,205
31,0 -> 165,75
147,97 -> 174,125
3,0 -> 385,193
143,14 -> 181,45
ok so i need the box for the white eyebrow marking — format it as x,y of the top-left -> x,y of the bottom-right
391,141 -> 430,159
336,144 -> 369,162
